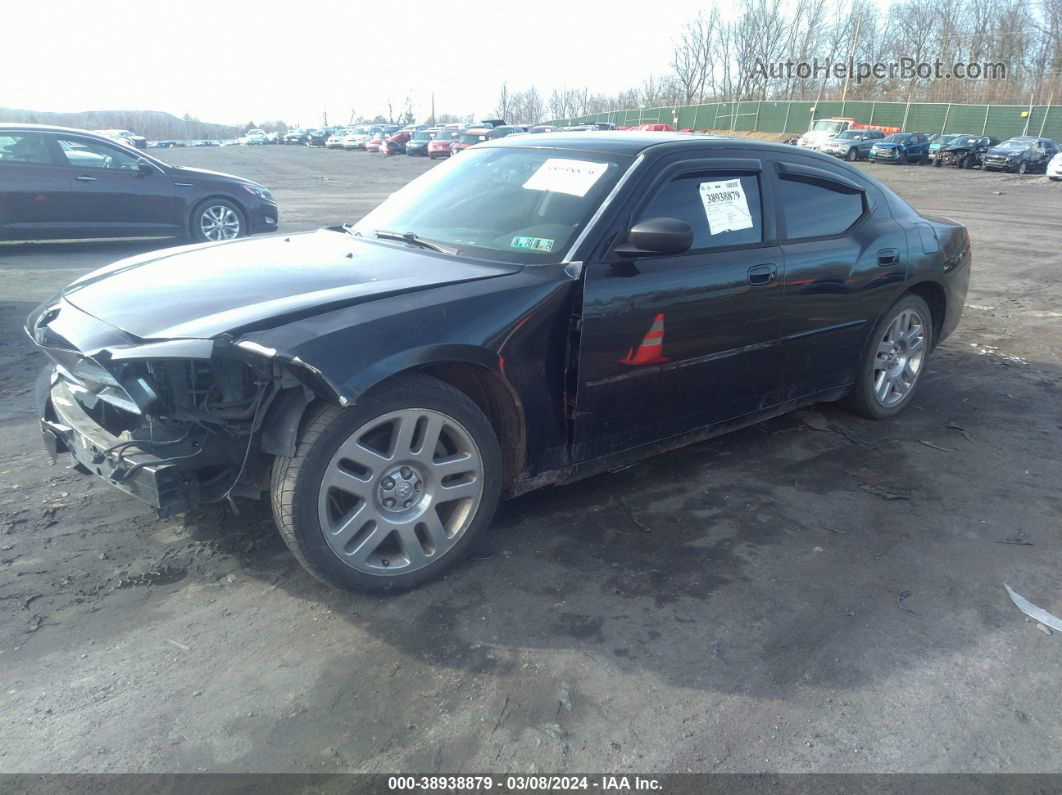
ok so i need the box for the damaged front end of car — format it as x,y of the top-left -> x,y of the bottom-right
27,299 -> 320,518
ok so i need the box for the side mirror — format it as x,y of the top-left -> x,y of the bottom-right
614,217 -> 694,258
137,160 -> 155,175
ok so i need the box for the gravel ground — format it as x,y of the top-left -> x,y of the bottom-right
0,144 -> 1060,774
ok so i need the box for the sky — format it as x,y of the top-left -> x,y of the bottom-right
6,0 -> 717,127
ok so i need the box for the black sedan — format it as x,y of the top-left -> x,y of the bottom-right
0,125 -> 278,242
981,136 -> 1058,173
27,132 -> 970,593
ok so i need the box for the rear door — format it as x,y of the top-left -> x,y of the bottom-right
770,156 -> 908,396
0,131 -> 73,239
575,155 -> 789,461
52,134 -> 179,236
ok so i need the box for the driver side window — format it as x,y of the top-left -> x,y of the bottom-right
635,173 -> 763,251
56,137 -> 141,170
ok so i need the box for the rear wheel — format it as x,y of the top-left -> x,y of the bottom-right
845,147 -> 858,161
271,373 -> 503,593
843,294 -> 933,420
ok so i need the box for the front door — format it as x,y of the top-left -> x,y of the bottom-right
52,134 -> 178,236
574,159 -> 788,462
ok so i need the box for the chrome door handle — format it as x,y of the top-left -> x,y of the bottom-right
75,175 -> 98,182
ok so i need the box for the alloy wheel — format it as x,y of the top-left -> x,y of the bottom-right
317,408 -> 484,576
199,205 -> 241,241
873,308 -> 926,407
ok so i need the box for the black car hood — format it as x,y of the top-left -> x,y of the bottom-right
60,230 -> 522,340
986,146 -> 1025,156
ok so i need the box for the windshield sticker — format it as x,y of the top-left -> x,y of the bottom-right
522,158 -> 608,197
699,179 -> 753,234
511,236 -> 555,252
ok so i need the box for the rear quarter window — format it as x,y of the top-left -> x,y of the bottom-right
778,176 -> 865,239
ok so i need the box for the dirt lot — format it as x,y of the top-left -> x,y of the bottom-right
1,144 -> 1060,774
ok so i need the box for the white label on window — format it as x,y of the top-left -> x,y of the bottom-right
699,179 -> 753,234
523,158 -> 608,197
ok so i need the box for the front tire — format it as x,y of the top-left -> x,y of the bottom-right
845,147 -> 857,161
1018,161 -> 1028,174
271,373 -> 503,593
191,199 -> 245,242
843,294 -> 933,420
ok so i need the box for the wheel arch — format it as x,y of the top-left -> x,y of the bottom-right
188,193 -> 249,239
903,280 -> 946,348
272,354 -> 527,497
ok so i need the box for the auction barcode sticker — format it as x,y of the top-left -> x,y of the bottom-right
699,179 -> 753,234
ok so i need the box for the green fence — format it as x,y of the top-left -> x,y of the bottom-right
550,100 -> 1062,142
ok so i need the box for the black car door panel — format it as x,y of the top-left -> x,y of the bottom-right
0,132 -> 73,237
772,156 -> 908,395
575,157 -> 790,461
53,134 -> 178,234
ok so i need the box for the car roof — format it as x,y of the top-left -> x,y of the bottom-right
486,130 -> 784,156
0,123 -> 115,137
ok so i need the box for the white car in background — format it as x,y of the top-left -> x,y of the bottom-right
94,129 -> 148,149
344,127 -> 375,150
325,130 -> 347,149
238,129 -> 268,145
1048,151 -> 1062,181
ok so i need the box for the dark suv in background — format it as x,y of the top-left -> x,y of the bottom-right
0,125 -> 278,242
981,137 -> 1057,173
869,132 -> 931,164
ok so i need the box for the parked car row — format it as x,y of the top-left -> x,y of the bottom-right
807,125 -> 1059,174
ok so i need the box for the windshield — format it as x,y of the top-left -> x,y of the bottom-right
999,138 -> 1033,149
350,147 -> 633,265
459,133 -> 489,144
834,131 -> 861,140
883,133 -> 910,143
812,120 -> 846,133
413,131 -> 433,141
950,136 -> 979,147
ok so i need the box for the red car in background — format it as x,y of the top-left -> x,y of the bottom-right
427,129 -> 459,159
450,127 -> 495,155
529,125 -> 558,134
630,123 -> 675,131
365,134 -> 386,153
382,131 -> 412,156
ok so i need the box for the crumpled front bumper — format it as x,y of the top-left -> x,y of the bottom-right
37,369 -> 202,518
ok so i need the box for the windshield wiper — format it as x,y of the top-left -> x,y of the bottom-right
374,230 -> 460,256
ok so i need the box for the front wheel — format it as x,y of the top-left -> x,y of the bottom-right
842,294 -> 933,420
271,373 -> 503,593
191,199 -> 245,242
845,147 -> 858,161
1018,161 -> 1028,174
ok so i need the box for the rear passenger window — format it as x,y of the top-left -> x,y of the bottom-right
778,176 -> 864,239
0,133 -> 52,165
636,173 -> 762,250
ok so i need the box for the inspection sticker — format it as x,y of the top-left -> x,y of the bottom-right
523,158 -> 608,197
511,236 -> 555,252
699,179 -> 753,234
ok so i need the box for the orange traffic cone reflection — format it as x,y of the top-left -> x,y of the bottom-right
620,313 -> 669,366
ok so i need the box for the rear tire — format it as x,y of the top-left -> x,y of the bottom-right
845,148 -> 857,161
271,373 -> 503,593
842,294 -> 933,420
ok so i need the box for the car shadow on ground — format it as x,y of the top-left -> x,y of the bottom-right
176,342 -> 1060,700
0,238 -> 184,269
